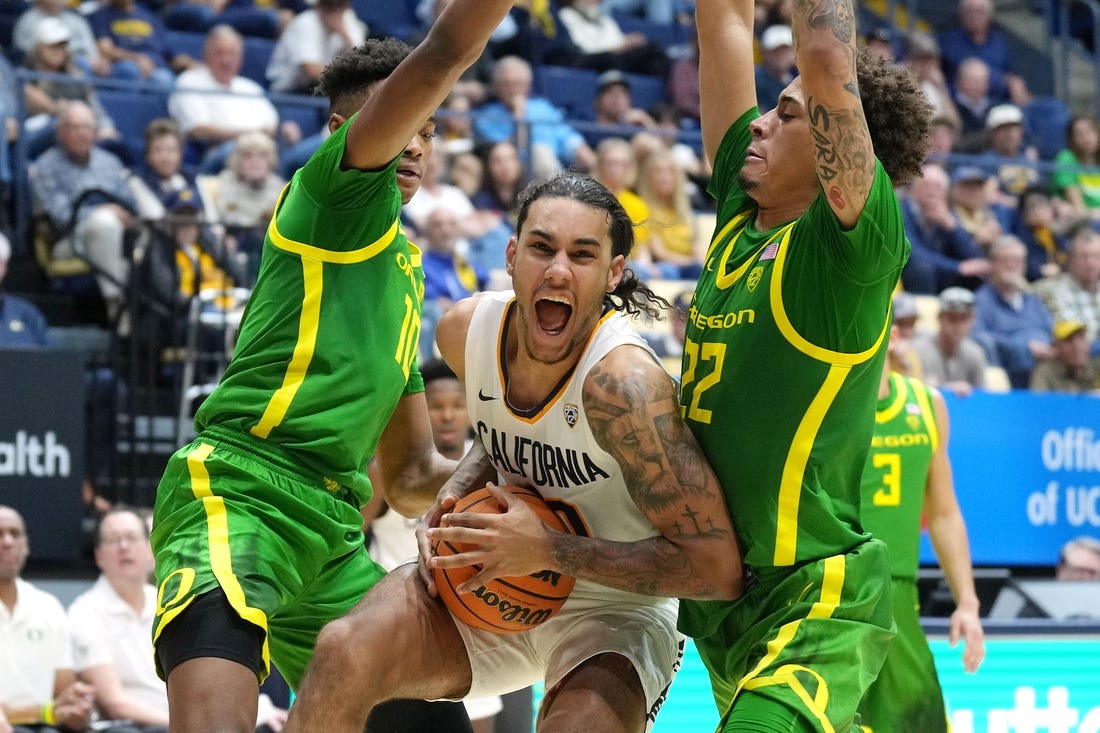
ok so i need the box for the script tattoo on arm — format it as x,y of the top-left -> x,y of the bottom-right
549,350 -> 737,599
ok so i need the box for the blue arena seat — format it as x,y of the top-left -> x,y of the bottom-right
352,0 -> 419,39
241,35 -> 275,88
623,72 -> 668,112
164,29 -> 206,62
97,87 -> 171,162
1022,95 -> 1072,161
270,93 -> 328,136
533,65 -> 599,120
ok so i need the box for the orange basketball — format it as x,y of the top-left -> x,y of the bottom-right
432,485 -> 576,634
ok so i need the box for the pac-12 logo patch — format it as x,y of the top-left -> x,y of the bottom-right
563,403 -> 579,428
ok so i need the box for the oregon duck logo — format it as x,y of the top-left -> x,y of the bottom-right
747,265 -> 764,292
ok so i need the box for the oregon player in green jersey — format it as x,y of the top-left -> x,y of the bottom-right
857,327 -> 985,733
682,0 -> 935,730
148,3 -> 518,731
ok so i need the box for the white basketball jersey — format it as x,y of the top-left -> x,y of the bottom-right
465,290 -> 674,608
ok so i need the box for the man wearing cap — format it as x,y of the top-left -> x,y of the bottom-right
977,103 -> 1039,204
591,70 -> 657,134
972,234 -> 1055,387
949,160 -> 1007,254
902,30 -> 961,133
902,163 -> 991,294
13,0 -> 107,77
1030,320 -> 1100,393
1035,224 -> 1100,354
754,24 -> 794,111
914,286 -> 990,396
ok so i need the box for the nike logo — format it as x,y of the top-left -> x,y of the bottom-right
478,390 -> 497,401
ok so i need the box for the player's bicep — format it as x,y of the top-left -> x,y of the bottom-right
582,347 -> 732,535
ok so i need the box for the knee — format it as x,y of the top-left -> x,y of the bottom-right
312,613 -> 372,671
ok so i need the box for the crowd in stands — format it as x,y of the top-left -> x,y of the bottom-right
2,0 -> 1100,503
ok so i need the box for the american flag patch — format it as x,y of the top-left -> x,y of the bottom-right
906,403 -> 921,415
760,241 -> 779,261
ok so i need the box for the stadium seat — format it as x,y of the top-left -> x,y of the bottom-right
533,65 -> 599,120
164,29 -> 206,64
623,72 -> 667,111
1022,95 -> 1072,161
242,36 -> 276,89
97,87 -> 171,162
352,0 -> 419,39
270,93 -> 327,136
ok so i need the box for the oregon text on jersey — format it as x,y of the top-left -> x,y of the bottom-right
476,422 -> 612,489
871,432 -> 931,449
686,304 -> 756,331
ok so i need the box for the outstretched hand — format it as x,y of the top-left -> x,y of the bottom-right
427,484 -> 557,593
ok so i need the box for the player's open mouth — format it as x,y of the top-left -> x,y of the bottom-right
535,297 -> 572,336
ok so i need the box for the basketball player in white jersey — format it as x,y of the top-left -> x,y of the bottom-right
287,172 -> 743,733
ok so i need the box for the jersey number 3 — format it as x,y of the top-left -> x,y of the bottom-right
871,452 -> 902,506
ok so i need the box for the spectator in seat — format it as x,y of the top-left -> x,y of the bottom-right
169,25 -> 296,172
971,234 -> 1055,388
592,136 -> 662,279
0,505 -> 96,732
22,18 -> 119,155
1052,114 -> 1100,224
0,233 -> 52,350
556,0 -> 672,78
1013,186 -> 1070,281
951,57 -> 996,152
754,24 -> 795,113
976,103 -> 1039,206
210,130 -> 285,261
949,163 -> 1007,254
1029,320 -> 1100,394
417,205 -> 488,362
635,146 -> 703,278
13,0 -> 108,77
901,163 -> 991,294
590,70 -> 657,135
88,0 -> 197,90
1035,224 -> 1100,354
1056,536 -> 1100,580
29,100 -> 136,321
937,0 -> 1031,107
472,55 -> 596,178
265,0 -> 366,95
863,25 -> 896,62
915,286 -> 990,396
902,31 -> 961,134
127,118 -> 212,222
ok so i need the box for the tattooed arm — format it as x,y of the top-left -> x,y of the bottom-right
792,0 -> 874,227
430,344 -> 742,600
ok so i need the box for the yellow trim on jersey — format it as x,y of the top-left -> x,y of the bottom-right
705,209 -> 753,261
875,372 -> 909,424
774,366 -> 850,566
909,377 -> 940,452
251,258 -> 324,439
722,555 -> 846,732
498,301 -> 618,425
771,225 -> 890,366
267,184 -> 401,264
186,442 -> 271,674
713,220 -> 793,290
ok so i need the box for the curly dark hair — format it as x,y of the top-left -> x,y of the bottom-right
315,38 -> 413,118
856,47 -> 933,187
514,173 -> 669,320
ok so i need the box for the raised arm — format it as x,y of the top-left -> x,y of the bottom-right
924,388 -> 985,673
792,0 -> 875,227
343,0 -> 515,171
696,0 -> 758,165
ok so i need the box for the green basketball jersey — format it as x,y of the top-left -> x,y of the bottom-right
195,119 -> 425,507
680,109 -> 909,572
861,373 -> 940,581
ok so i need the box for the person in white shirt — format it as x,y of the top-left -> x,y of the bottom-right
69,506 -> 288,732
169,25 -> 295,169
0,505 -> 95,731
265,0 -> 366,95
